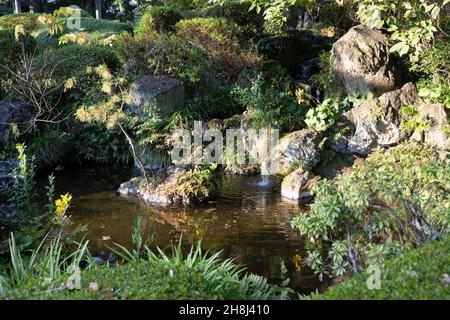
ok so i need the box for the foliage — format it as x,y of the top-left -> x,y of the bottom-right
0,6 -> 12,17
0,234 -> 90,298
0,13 -> 42,32
32,45 -> 121,106
231,71 -> 306,132
304,97 -> 350,132
354,0 -> 449,62
163,0 -> 210,10
315,236 -> 450,299
202,0 -> 264,38
35,16 -> 133,49
176,17 -> 262,83
0,145 -> 72,243
311,51 -> 346,100
317,1 -> 354,36
0,219 -> 283,300
291,143 -> 450,278
157,165 -> 218,204
410,40 -> 450,108
0,29 -> 37,97
114,32 -> 208,88
136,6 -> 183,35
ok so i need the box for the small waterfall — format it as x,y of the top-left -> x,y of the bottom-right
296,58 -> 323,104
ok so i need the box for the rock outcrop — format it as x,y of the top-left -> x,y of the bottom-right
0,101 -> 33,144
127,75 -> 185,119
118,166 -> 215,205
263,129 -> 320,176
280,167 -> 314,202
330,83 -> 450,155
332,25 -> 402,97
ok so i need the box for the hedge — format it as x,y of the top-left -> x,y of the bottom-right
316,237 -> 450,300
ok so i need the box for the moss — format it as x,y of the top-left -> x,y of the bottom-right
315,237 -> 450,300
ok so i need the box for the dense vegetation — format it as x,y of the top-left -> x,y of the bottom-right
315,236 -> 450,299
0,0 -> 448,300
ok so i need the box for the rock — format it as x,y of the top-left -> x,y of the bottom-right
118,166 -> 215,206
280,167 -> 314,202
0,160 -> 18,182
0,101 -> 33,144
263,129 -> 320,176
411,103 -> 450,150
331,83 -> 450,154
127,75 -> 185,119
224,164 -> 260,175
331,25 -> 401,97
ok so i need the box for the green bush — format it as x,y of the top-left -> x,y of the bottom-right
0,6 -> 12,17
0,13 -> 41,32
0,30 -> 37,98
315,236 -> 450,299
34,44 -> 120,86
114,32 -> 208,89
176,17 -> 261,83
136,6 -> 183,36
410,40 -> 450,108
34,17 -> 133,49
317,1 -> 354,36
231,70 -> 306,132
291,143 -> 450,278
163,0 -> 209,11
202,0 -> 264,38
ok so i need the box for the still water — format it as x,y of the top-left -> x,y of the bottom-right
42,164 -> 329,294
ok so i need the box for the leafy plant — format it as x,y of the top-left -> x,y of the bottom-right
304,98 -> 350,132
232,71 -> 306,132
355,0 -> 449,62
291,143 -> 450,279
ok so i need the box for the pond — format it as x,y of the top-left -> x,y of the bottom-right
39,164 -> 330,295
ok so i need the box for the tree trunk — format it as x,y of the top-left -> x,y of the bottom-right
13,0 -> 22,14
29,0 -> 41,13
95,0 -> 101,19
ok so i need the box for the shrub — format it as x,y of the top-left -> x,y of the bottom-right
291,143 -> 450,278
202,0 -> 264,38
317,1 -> 354,37
136,6 -> 183,35
315,236 -> 450,299
0,13 -> 41,32
34,17 -> 133,49
114,32 -> 208,89
232,70 -> 306,132
176,17 -> 262,83
163,0 -> 209,11
0,6 -> 12,17
311,51 -> 346,100
33,45 -> 121,99
410,40 -> 450,108
0,30 -> 37,98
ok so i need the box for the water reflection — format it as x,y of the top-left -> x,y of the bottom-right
41,165 -> 328,294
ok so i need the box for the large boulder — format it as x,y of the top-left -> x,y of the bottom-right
0,160 -> 18,182
331,83 -> 450,155
263,129 -> 320,176
127,75 -> 185,119
0,101 -> 33,144
280,167 -> 314,202
331,25 -> 401,97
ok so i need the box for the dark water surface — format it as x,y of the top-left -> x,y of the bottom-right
40,164 -> 328,294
